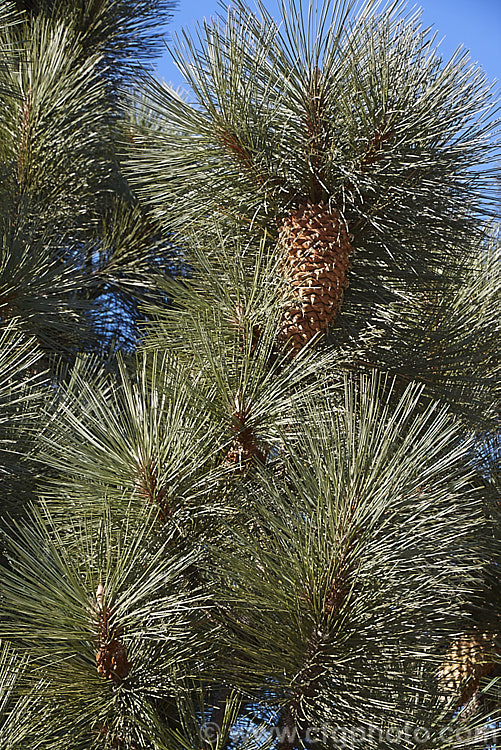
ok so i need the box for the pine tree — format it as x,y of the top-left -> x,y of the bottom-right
0,0 -> 175,358
0,0 -> 174,516
0,1 -> 500,749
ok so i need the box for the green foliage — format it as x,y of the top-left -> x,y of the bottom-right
0,640 -> 57,749
0,226 -> 99,353
0,0 -> 499,748
0,14 -> 111,229
127,0 -> 499,233
0,322 -> 46,519
124,0 -> 500,426
13,0 -> 175,77
0,0 -> 176,358
208,377 -> 485,724
37,351 -> 227,526
0,504 -> 212,748
339,224 -> 501,426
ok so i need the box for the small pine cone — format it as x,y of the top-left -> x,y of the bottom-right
278,203 -> 352,355
95,584 -> 131,685
135,458 -> 171,520
225,396 -> 266,471
438,631 -> 498,709
226,422 -> 267,470
96,626 -> 131,685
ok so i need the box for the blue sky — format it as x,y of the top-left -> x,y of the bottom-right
155,0 -> 501,91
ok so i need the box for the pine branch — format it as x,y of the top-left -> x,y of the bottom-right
0,503 -> 214,748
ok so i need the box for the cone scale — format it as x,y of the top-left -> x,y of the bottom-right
278,203 -> 353,354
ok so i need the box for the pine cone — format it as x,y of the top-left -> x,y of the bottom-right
95,584 -> 131,685
439,631 -> 499,709
278,203 -> 353,355
135,457 -> 170,520
225,394 -> 266,471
